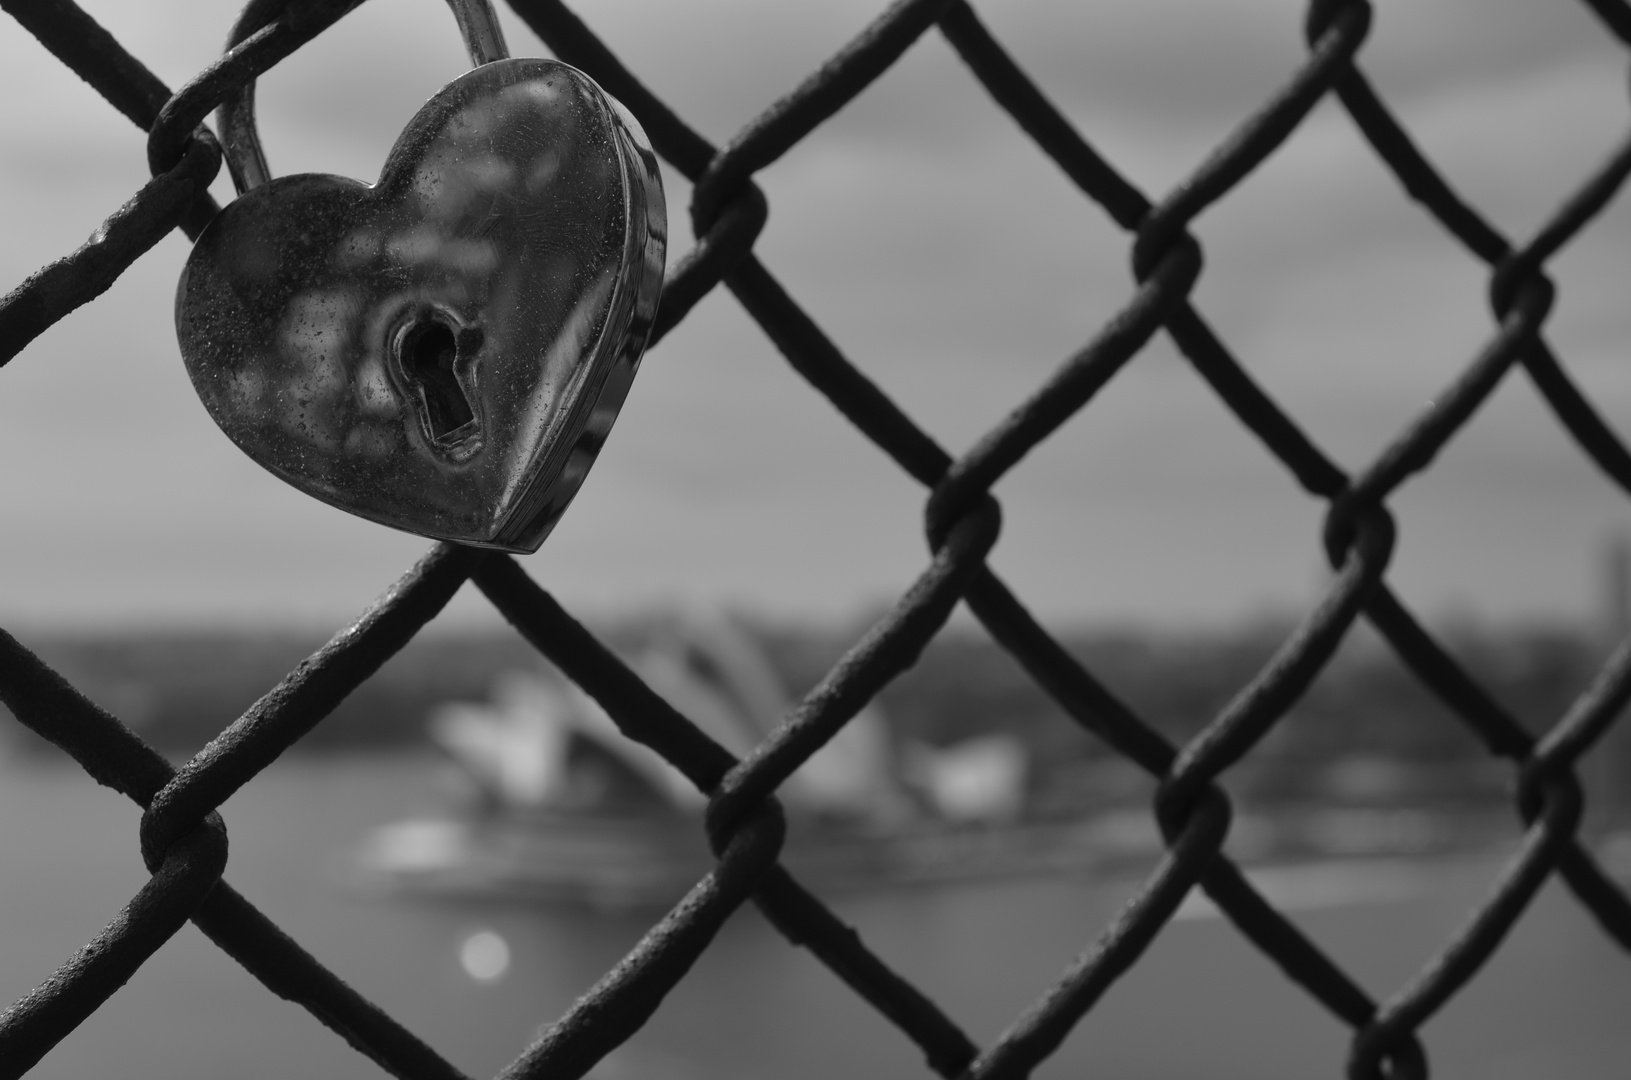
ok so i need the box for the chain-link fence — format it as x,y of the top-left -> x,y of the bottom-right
4,0 -> 1631,1077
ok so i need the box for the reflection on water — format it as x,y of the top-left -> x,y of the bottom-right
4,753 -> 1631,1080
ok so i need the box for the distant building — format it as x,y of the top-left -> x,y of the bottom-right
429,609 -> 920,822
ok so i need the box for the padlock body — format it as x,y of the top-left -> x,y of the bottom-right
177,58 -> 665,552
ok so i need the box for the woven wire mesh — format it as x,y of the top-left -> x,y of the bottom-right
3,0 -> 1631,1077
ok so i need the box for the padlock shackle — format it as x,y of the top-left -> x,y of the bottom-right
218,0 -> 511,194
445,0 -> 509,67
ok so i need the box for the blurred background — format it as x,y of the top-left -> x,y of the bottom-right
5,1 -> 1631,1077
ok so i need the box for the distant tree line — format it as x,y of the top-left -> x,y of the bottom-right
5,619 -> 1626,818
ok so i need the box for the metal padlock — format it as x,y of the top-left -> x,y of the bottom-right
175,0 -> 665,552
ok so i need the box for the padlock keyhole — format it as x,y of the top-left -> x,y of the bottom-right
400,319 -> 476,441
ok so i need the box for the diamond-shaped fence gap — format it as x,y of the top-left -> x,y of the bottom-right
1381,374 -> 1631,624
522,292 -> 931,621
771,614 -> 1098,854
1174,108 -> 1493,473
1204,629 -> 1533,909
972,339 -> 1330,625
1350,15 -> 1631,245
735,32 -> 1135,452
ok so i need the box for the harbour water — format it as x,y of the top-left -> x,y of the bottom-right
4,751 -> 1630,1079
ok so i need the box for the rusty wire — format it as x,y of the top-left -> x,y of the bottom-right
1,0 -> 1631,1077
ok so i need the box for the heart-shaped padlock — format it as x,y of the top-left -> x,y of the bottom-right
176,0 -> 665,552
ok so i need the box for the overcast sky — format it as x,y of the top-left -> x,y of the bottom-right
4,0 -> 1631,631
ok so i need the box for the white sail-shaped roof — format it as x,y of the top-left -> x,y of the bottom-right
429,609 -> 909,820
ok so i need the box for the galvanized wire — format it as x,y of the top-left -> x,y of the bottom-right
1,0 -> 1630,1077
